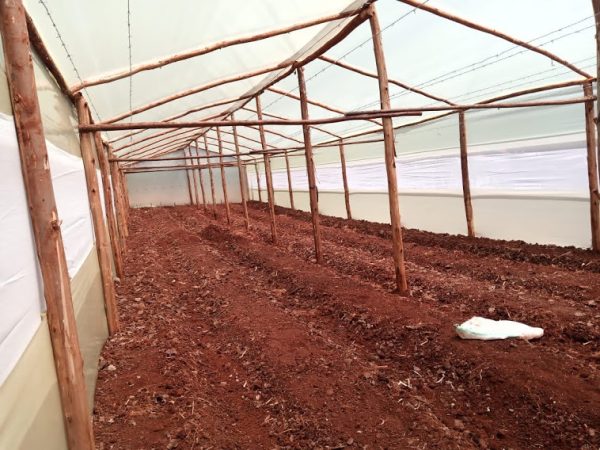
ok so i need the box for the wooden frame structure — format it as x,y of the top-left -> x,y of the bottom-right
3,2 -> 600,445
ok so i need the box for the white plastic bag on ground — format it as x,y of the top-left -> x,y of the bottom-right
455,316 -> 544,341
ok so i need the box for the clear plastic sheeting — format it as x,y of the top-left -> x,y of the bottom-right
0,114 -> 95,385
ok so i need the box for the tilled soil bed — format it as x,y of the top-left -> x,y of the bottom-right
94,202 -> 600,450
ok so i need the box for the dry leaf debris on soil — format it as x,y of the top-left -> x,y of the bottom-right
94,202 -> 600,450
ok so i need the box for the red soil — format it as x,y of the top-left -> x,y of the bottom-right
94,202 -> 600,449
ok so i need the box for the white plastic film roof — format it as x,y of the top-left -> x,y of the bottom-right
24,0 -> 596,158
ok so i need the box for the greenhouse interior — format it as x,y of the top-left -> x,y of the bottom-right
1,0 -> 599,448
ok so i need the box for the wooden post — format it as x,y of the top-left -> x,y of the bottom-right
188,147 -> 201,208
231,114 -> 250,230
0,2 -> 95,448
256,96 -> 278,242
183,147 -> 195,205
120,167 -> 131,212
216,128 -> 231,224
193,142 -> 208,211
75,95 -> 120,333
284,150 -> 295,209
108,146 -> 129,243
338,139 -> 352,220
203,135 -> 218,218
255,162 -> 263,202
297,66 -> 323,262
94,134 -> 124,277
583,82 -> 600,251
369,5 -> 409,294
592,0 -> 600,250
458,111 -> 475,237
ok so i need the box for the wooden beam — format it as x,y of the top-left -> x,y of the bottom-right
284,150 -> 295,209
203,135 -> 218,218
71,8 -> 362,92
593,0 -> 600,234
94,133 -> 124,277
584,81 -> 600,251
216,128 -> 231,224
242,106 -> 342,138
369,4 -> 409,294
256,96 -> 278,242
458,111 -> 475,238
338,139 -> 352,220
398,0 -> 591,78
75,95 -> 120,332
254,162 -> 263,202
232,113 -> 250,230
108,145 -> 129,243
298,66 -> 323,263
0,2 -> 95,447
189,147 -> 202,208
104,60 -> 293,124
319,55 -> 456,105
183,147 -> 195,205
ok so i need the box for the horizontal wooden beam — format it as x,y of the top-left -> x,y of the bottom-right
71,8 -> 363,92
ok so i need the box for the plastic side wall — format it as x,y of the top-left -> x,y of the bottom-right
0,47 -> 108,448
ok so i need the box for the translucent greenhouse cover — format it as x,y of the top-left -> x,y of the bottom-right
23,0 -> 595,158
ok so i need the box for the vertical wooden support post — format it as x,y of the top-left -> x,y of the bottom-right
231,113 -> 250,230
0,2 -> 95,447
216,128 -> 231,224
203,134 -> 218,218
256,96 -> 278,242
583,82 -> 600,251
338,139 -> 352,220
369,5 -> 409,294
193,141 -> 208,211
188,146 -> 201,208
255,161 -> 263,202
458,111 -> 475,237
183,147 -> 195,205
75,95 -> 120,333
108,145 -> 129,243
297,67 -> 323,262
120,167 -> 131,213
94,134 -> 124,277
593,0 -> 600,173
284,150 -> 295,209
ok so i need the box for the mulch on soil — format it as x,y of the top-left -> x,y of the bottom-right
94,202 -> 600,450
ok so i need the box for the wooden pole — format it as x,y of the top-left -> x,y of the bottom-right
458,111 -> 475,237
71,8 -> 362,92
193,143 -> 208,211
284,150 -> 295,209
255,162 -> 263,202
120,167 -> 131,213
75,95 -> 120,333
183,147 -> 195,205
593,0 -> 600,241
369,5 -> 409,294
204,135 -> 218,218
256,96 -> 278,242
0,2 -> 95,447
216,128 -> 231,224
94,134 -> 124,277
231,114 -> 250,230
297,67 -> 323,263
108,146 -> 129,243
189,146 -> 201,208
338,139 -> 352,220
584,82 -> 600,251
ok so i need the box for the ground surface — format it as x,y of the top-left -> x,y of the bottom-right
94,202 -> 600,450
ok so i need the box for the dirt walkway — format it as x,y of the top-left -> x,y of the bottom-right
94,203 -> 599,449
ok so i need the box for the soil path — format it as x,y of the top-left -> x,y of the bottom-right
94,203 -> 599,449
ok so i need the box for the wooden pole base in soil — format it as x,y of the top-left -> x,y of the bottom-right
94,133 -> 124,277
369,4 -> 409,294
284,150 -> 295,209
256,96 -> 278,243
75,95 -> 120,334
583,82 -> 600,251
338,139 -> 352,220
0,1 -> 95,448
458,111 -> 475,238
297,66 -> 323,263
